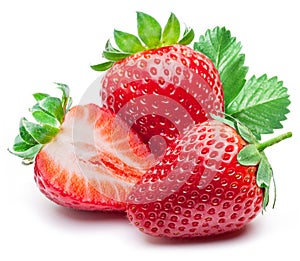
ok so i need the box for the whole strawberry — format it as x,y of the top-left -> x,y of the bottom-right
92,12 -> 224,158
10,84 -> 154,211
127,119 -> 291,237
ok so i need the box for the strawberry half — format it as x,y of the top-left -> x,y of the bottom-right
10,83 -> 154,211
127,118 -> 292,237
92,12 -> 224,158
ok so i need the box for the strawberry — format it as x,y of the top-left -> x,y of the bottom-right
127,118 -> 292,237
92,12 -> 224,158
10,83 -> 154,211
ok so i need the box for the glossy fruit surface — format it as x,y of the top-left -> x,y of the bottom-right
127,120 -> 263,237
101,44 -> 224,157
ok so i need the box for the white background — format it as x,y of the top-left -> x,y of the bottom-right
1,0 -> 299,260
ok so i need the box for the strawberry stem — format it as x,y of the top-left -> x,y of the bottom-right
257,132 -> 292,152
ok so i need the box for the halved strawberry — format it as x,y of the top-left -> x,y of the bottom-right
10,84 -> 154,211
92,12 -> 224,158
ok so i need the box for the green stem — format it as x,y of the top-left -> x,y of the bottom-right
257,132 -> 292,152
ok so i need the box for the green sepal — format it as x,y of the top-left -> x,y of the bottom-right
38,96 -> 64,124
92,12 -> 194,72
103,50 -> 131,61
10,83 -> 71,164
256,153 -> 273,210
9,144 -> 43,164
105,39 -> 120,52
55,82 -> 71,112
114,30 -> 145,53
178,27 -> 195,45
162,13 -> 180,45
235,120 -> 257,144
22,119 -> 59,144
12,135 -> 33,152
237,144 -> 261,166
211,113 -> 257,144
31,104 -> 61,128
137,11 -> 162,48
214,113 -> 291,210
90,61 -> 114,71
10,134 -> 42,162
19,117 -> 38,145
210,113 -> 235,129
33,93 -> 49,102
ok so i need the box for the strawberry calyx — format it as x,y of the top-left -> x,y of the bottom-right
9,83 -> 72,164
91,12 -> 195,71
213,114 -> 292,210
238,131 -> 292,210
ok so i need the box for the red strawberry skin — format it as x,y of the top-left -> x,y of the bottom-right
34,104 -> 154,211
127,120 -> 263,237
101,44 -> 224,157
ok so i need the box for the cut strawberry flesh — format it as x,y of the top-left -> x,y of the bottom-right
34,104 -> 155,211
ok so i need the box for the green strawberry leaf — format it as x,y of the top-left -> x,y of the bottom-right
195,26 -> 291,139
162,13 -> 180,45
114,29 -> 145,53
226,75 -> 290,139
137,11 -> 162,48
194,26 -> 248,109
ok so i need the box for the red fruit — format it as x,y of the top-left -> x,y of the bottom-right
101,45 -> 223,157
92,13 -> 224,158
35,104 -> 154,211
127,119 -> 291,237
11,84 -> 154,211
